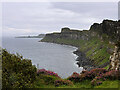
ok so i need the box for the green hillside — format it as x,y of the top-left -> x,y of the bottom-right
2,49 -> 120,88
41,20 -> 119,70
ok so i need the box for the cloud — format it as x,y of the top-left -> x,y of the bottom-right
1,0 -> 120,2
2,2 -> 118,37
51,2 -> 118,19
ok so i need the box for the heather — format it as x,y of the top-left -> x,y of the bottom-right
67,68 -> 120,87
2,49 -> 120,88
37,69 -> 60,78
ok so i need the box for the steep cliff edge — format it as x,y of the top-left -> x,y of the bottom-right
41,20 -> 120,70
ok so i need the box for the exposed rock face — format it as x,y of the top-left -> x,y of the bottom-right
73,50 -> 95,71
44,27 -> 90,41
109,42 -> 120,70
44,20 -> 120,44
90,20 -> 120,42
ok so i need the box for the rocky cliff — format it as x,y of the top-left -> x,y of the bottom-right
109,42 -> 120,70
41,20 -> 120,70
90,20 -> 120,43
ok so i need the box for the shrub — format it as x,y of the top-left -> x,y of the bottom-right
91,78 -> 102,86
54,80 -> 73,87
41,75 -> 59,85
102,70 -> 120,80
2,49 -> 37,88
37,69 -> 60,78
68,69 -> 107,83
83,68 -> 107,80
67,72 -> 85,83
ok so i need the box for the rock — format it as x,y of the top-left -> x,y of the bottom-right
90,20 -> 120,42
109,42 -> 120,70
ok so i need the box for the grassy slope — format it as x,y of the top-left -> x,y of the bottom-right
41,35 -> 114,69
2,48 -> 119,88
40,33 -> 120,88
39,37 -> 120,88
33,74 -> 119,88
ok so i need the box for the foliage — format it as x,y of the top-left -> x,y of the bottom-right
67,68 -> 119,88
91,79 -> 102,86
54,80 -> 73,87
2,49 -> 120,88
33,74 -> 61,88
67,72 -> 84,83
2,49 -> 37,88
90,70 -> 120,86
83,68 -> 107,80
102,70 -> 120,80
37,69 -> 60,78
68,68 -> 107,83
94,80 -> 119,88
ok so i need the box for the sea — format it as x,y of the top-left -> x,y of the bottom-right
2,37 -> 83,78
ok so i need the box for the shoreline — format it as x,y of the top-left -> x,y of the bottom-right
40,40 -> 96,71
73,49 -> 96,71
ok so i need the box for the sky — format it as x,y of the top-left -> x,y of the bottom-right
2,2 -> 118,37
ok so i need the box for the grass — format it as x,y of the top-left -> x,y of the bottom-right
33,74 -> 61,88
2,48 -> 119,89
21,32 -> 120,88
33,74 -> 120,88
57,80 -> 92,88
94,80 -> 119,88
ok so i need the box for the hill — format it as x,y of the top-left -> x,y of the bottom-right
2,49 -> 120,88
41,20 -> 120,70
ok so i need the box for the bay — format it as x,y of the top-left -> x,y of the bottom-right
2,37 -> 82,78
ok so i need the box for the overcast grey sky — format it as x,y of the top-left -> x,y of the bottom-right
2,2 -> 118,37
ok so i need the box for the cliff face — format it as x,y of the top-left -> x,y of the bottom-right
90,20 -> 120,42
43,28 -> 90,41
41,20 -> 120,70
43,20 -> 120,43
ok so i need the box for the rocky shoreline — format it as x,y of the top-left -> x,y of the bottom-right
41,40 -> 96,71
73,49 -> 96,71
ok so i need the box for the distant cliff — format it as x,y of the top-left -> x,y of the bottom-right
16,34 -> 45,38
41,20 -> 120,70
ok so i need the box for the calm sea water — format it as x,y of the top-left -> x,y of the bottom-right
2,37 -> 82,78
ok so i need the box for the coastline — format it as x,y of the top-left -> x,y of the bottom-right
73,49 -> 96,71
40,40 -> 95,71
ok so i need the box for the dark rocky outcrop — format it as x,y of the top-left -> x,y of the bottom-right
90,20 -> 120,42
43,20 -> 120,44
43,28 -> 90,41
73,50 -> 95,71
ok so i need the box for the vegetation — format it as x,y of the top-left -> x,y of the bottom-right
2,49 -> 120,88
2,49 -> 37,88
34,68 -> 120,88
